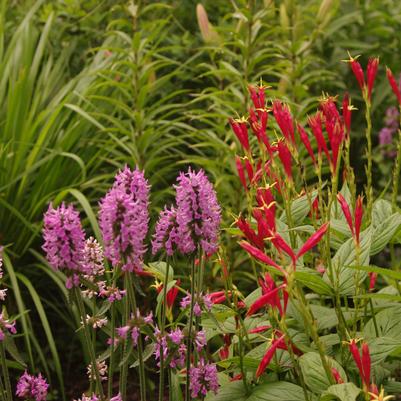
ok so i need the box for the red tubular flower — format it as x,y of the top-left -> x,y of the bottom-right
296,223 -> 329,259
256,335 -> 285,377
166,279 -> 180,309
297,123 -> 316,165
236,217 -> 264,249
355,195 -> 363,245
239,241 -> 283,273
368,272 -> 378,291
342,93 -> 352,136
249,85 -> 261,109
348,56 -> 365,91
366,57 -> 379,101
219,334 -> 231,360
235,155 -> 247,190
253,208 -> 270,243
244,157 -> 254,183
308,113 -> 331,162
349,340 -> 364,381
230,373 -> 243,382
310,196 -> 320,220
331,367 -> 344,384
249,84 -> 266,110
277,139 -> 293,180
246,284 -> 285,316
386,67 -> 401,106
272,101 -> 295,145
361,342 -> 371,387
249,325 -> 271,334
256,187 -> 275,209
337,193 -> 355,236
229,118 -> 250,152
271,232 -> 296,264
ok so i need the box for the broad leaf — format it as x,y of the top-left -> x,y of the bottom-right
320,383 -> 361,401
299,352 -> 346,393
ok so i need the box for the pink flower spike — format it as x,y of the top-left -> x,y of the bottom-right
239,241 -> 283,273
296,223 -> 329,259
366,57 -> 379,101
337,193 -> 355,236
355,195 -> 364,245
256,335 -> 285,378
386,67 -> 401,106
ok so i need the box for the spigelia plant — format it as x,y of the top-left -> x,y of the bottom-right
209,56 -> 401,400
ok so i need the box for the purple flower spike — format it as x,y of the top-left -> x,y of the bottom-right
42,203 -> 85,272
99,166 -> 150,272
152,206 -> 179,256
174,168 -> 221,255
189,359 -> 219,398
16,371 -> 49,401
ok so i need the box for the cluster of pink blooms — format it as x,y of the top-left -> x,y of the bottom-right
99,166 -> 150,272
189,359 -> 219,398
0,312 -> 16,341
180,292 -> 213,316
152,168 -> 221,256
153,327 -> 207,370
42,203 -> 86,282
16,371 -> 49,401
112,310 -> 153,347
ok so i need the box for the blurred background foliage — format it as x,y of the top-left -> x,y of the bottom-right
1,0 -> 401,397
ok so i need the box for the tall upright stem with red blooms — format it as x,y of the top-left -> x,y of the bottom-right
386,67 -> 401,213
346,55 -> 379,222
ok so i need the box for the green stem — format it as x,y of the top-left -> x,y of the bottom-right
294,285 -> 335,385
0,343 -> 11,401
185,256 -> 196,401
108,302 -> 116,399
0,374 -> 6,401
74,287 -> 104,400
391,129 -> 401,211
126,273 -> 146,401
159,258 -> 170,401
364,97 -> 373,222
120,274 -> 130,401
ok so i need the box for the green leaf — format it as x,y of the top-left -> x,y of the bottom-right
295,271 -> 333,295
370,213 -> 401,255
206,381 -> 306,401
364,307 -> 401,340
281,191 -> 317,225
299,352 -> 346,393
320,383 -> 361,401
